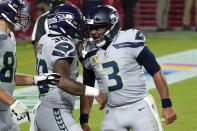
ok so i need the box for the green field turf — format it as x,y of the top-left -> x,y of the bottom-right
18,32 -> 197,131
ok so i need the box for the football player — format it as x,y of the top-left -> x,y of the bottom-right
79,5 -> 177,131
34,3 -> 104,131
31,0 -> 67,56
0,0 -> 60,130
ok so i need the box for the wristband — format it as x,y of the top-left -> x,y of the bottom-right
80,114 -> 89,123
161,98 -> 172,108
33,76 -> 38,85
85,86 -> 99,97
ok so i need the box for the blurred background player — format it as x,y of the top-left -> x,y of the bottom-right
0,0 -> 60,130
120,0 -> 139,30
34,3 -> 105,131
156,0 -> 171,31
31,0 -> 67,56
79,5 -> 177,131
182,0 -> 197,31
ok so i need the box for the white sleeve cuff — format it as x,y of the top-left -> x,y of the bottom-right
85,86 -> 99,97
10,100 -> 18,110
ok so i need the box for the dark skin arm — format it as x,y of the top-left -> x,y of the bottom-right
80,96 -> 94,131
153,70 -> 177,124
54,58 -> 86,96
80,67 -> 95,131
80,67 -> 107,131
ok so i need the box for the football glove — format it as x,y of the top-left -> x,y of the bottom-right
10,100 -> 30,121
34,73 -> 61,85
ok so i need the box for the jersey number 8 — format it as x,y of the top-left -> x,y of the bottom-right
0,52 -> 15,83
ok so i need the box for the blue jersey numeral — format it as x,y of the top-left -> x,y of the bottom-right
0,52 -> 15,83
36,59 -> 49,95
102,61 -> 123,92
52,42 -> 75,57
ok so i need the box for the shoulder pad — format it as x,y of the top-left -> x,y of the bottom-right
135,31 -> 145,41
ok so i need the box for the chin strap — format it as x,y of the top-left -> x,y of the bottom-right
96,40 -> 106,48
82,38 -> 94,58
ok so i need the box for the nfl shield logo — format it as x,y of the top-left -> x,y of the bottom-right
104,52 -> 108,57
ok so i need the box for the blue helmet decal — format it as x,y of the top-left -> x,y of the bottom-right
47,4 -> 88,40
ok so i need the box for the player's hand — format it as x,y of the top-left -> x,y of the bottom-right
95,92 -> 107,110
162,107 -> 177,124
10,100 -> 30,121
34,73 -> 61,85
81,123 -> 91,131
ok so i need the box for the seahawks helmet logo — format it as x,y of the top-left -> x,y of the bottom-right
48,12 -> 74,25
109,12 -> 118,24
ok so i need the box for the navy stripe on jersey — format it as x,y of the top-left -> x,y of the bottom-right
136,46 -> 161,76
79,49 -> 98,62
52,50 -> 76,57
53,108 -> 68,131
0,34 -> 8,41
113,42 -> 145,49
52,51 -> 65,57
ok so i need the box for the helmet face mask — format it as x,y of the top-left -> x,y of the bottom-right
19,2 -> 30,30
86,5 -> 120,48
47,4 -> 88,42
0,0 -> 30,31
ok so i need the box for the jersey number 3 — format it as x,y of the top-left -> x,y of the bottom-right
102,61 -> 123,92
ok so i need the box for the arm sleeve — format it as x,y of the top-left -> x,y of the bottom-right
136,46 -> 161,76
83,66 -> 95,87
31,15 -> 47,45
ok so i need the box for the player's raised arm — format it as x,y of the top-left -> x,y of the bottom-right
136,44 -> 177,124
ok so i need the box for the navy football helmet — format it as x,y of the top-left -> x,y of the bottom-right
0,0 -> 30,31
47,4 -> 87,41
86,5 -> 120,47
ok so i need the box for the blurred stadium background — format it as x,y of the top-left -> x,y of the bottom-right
12,0 -> 197,131
15,0 -> 197,41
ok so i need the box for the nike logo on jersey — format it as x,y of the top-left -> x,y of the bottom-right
62,45 -> 69,48
138,106 -> 146,111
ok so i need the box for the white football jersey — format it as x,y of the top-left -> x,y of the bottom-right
37,34 -> 79,111
79,29 -> 149,107
0,29 -> 17,110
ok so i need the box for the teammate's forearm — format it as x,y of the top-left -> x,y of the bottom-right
15,73 -> 34,86
57,77 -> 86,96
57,77 -> 99,97
80,96 -> 94,114
0,88 -> 16,105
